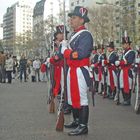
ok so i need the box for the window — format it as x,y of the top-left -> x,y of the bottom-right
71,2 -> 74,6
138,3 -> 140,7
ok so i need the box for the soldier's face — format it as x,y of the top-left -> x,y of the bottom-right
55,40 -> 60,46
69,16 -> 84,30
122,43 -> 129,50
107,47 -> 113,52
56,33 -> 64,42
98,49 -> 102,53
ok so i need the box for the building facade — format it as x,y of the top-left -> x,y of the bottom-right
33,0 -> 67,58
3,0 -> 33,55
0,24 -> 3,40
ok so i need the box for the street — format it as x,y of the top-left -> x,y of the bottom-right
0,80 -> 140,140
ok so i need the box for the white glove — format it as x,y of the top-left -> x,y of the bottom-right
102,60 -> 105,66
61,40 -> 68,54
90,64 -> 94,69
136,58 -> 140,64
46,58 -> 50,63
115,61 -> 120,66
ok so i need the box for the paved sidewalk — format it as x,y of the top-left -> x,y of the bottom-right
0,80 -> 140,140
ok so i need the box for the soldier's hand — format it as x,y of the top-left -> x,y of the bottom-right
115,61 -> 120,66
61,40 -> 68,54
136,58 -> 140,64
46,58 -> 50,63
90,64 -> 94,69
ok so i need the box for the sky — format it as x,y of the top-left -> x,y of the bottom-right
0,0 -> 69,23
0,0 -> 38,23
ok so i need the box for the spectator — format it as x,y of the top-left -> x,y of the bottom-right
0,51 -> 6,83
33,58 -> 41,82
19,54 -> 27,82
5,54 -> 13,83
40,61 -> 47,82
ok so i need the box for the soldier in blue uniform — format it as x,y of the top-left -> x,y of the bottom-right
47,25 -> 72,114
115,34 -> 135,105
97,44 -> 107,95
102,42 -> 119,99
61,6 -> 93,136
90,46 -> 99,92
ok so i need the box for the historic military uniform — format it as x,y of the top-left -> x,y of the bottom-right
115,35 -> 135,105
49,25 -> 67,97
90,47 -> 99,92
49,25 -> 72,114
97,44 -> 107,95
61,6 -> 93,136
102,42 -> 119,99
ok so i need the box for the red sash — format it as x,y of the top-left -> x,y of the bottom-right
50,59 -> 64,96
121,65 -> 132,94
67,58 -> 90,108
108,65 -> 116,91
98,64 -> 102,81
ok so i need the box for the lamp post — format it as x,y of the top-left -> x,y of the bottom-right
96,1 -> 122,47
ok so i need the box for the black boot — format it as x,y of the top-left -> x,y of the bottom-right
108,86 -> 114,99
68,106 -> 89,136
64,104 -> 72,115
64,108 -> 79,128
122,89 -> 131,106
124,91 -> 131,106
113,88 -> 116,99
68,124 -> 88,136
95,81 -> 99,92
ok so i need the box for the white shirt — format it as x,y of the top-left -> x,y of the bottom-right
33,60 -> 41,69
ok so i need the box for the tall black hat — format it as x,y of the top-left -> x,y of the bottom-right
53,25 -> 69,41
68,6 -> 90,23
122,31 -> 132,44
107,41 -> 115,49
55,25 -> 69,34
97,44 -> 102,49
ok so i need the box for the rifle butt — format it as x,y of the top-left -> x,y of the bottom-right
56,111 -> 64,131
49,99 -> 55,113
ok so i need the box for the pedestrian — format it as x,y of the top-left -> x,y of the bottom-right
61,6 -> 93,136
33,58 -> 41,82
19,54 -> 27,82
5,54 -> 14,83
115,32 -> 135,105
30,60 -> 36,82
40,61 -> 47,82
0,51 -> 6,83
12,56 -> 18,79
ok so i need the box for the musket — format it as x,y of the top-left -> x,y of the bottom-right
103,66 -> 107,98
48,40 -> 56,113
134,58 -> 140,114
91,68 -> 95,106
56,0 -> 66,131
102,48 -> 107,98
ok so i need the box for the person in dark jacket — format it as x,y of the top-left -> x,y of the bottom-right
19,55 -> 27,82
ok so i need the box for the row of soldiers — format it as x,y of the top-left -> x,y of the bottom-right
91,40 -> 139,106
46,5 -> 140,136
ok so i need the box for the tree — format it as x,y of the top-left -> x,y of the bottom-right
88,5 -> 116,45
